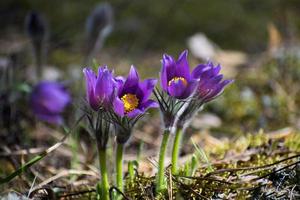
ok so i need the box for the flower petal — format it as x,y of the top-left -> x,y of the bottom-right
83,68 -> 98,110
175,50 -> 190,80
95,66 -> 115,107
122,65 -> 140,94
31,82 -> 70,114
126,109 -> 143,118
191,64 -> 210,79
213,64 -> 221,75
200,74 -> 223,86
140,99 -> 159,111
181,79 -> 199,99
202,62 -> 221,79
137,78 -> 157,103
167,80 -> 186,99
30,81 -> 70,125
113,96 -> 125,117
161,54 -> 175,91
114,76 -> 125,96
204,79 -> 234,102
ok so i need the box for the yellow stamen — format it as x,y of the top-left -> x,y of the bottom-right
168,77 -> 187,86
121,93 -> 139,113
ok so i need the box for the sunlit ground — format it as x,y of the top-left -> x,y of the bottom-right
1,1 -> 300,199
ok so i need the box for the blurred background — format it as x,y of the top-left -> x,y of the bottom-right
1,0 -> 300,131
2,0 -> 300,53
1,0 -> 300,196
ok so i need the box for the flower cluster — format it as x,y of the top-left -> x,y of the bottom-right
82,65 -> 158,199
156,50 -> 233,190
83,65 -> 157,120
29,49 -> 233,199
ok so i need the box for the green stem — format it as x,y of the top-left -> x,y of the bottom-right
171,128 -> 183,174
156,129 -> 170,194
116,143 -> 124,193
98,149 -> 110,200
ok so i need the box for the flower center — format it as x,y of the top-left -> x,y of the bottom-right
121,93 -> 139,113
168,77 -> 187,86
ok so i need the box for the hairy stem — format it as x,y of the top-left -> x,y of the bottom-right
156,129 -> 170,194
116,143 -> 124,193
98,149 -> 110,200
171,128 -> 183,174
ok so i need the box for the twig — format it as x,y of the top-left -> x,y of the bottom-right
31,169 -> 98,191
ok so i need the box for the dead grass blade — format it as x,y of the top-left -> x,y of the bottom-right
0,115 -> 84,185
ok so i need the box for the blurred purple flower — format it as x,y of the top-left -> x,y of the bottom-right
160,50 -> 198,99
30,81 -> 71,124
191,61 -> 233,102
113,66 -> 158,118
83,66 -> 116,110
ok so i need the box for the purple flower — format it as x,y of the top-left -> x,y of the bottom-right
113,66 -> 158,118
83,66 -> 116,110
30,81 -> 71,124
191,61 -> 233,102
160,50 -> 198,99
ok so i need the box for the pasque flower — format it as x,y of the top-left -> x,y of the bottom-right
83,66 -> 116,110
171,61 -> 233,175
177,61 -> 234,128
156,50 -> 200,193
113,65 -> 158,118
192,61 -> 233,102
82,66 -> 117,200
30,81 -> 71,124
160,50 -> 198,99
110,66 -> 157,197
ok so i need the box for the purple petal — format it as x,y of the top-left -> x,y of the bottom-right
163,54 -> 176,80
30,81 -> 70,125
83,68 -> 98,110
204,79 -> 234,102
126,109 -> 143,118
127,99 -> 158,118
140,99 -> 159,111
181,79 -> 199,99
197,76 -> 224,99
204,62 -> 221,79
167,80 -> 186,99
122,65 -> 140,94
43,89 -> 70,112
175,50 -> 190,80
31,82 -> 70,113
115,76 -> 125,84
191,64 -> 210,79
200,74 -> 223,85
138,78 -> 157,103
198,67 -> 215,80
213,64 -> 221,75
160,70 -> 168,92
207,61 -> 214,67
113,97 -> 125,117
114,76 -> 125,96
95,67 -> 115,107
163,53 -> 175,68
161,54 -> 175,91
